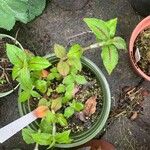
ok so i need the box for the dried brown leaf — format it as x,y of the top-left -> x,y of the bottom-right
83,96 -> 97,116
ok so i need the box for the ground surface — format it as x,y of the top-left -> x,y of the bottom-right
0,0 -> 150,150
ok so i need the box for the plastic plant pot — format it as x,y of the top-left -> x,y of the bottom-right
129,16 -> 150,81
53,0 -> 89,11
0,34 -> 23,98
129,0 -> 150,17
18,54 -> 111,148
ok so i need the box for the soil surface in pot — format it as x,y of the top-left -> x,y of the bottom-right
134,28 -> 150,75
29,67 -> 103,134
0,39 -> 17,93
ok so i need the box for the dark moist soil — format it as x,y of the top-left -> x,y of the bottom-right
135,28 -> 150,75
29,67 -> 103,134
0,39 -> 17,93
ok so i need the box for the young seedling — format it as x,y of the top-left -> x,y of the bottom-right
6,18 -> 126,149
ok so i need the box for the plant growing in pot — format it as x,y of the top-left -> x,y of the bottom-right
6,18 -> 126,149
129,16 -> 150,81
0,34 -> 24,98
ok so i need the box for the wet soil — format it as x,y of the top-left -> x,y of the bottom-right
0,40 -> 17,93
29,67 -> 103,134
135,28 -> 150,75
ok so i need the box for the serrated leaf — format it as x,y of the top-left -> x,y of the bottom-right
22,128 -> 35,144
56,84 -> 66,93
113,37 -> 127,50
45,111 -> 56,123
75,75 -> 87,85
55,130 -> 72,144
51,98 -> 62,112
38,98 -> 50,107
67,57 -> 82,71
84,18 -> 109,41
105,18 -> 117,38
20,61 -> 32,90
67,44 -> 82,59
30,90 -> 41,98
64,107 -> 74,118
71,100 -> 84,112
35,80 -> 47,93
63,75 -> 74,85
31,133 -> 53,146
6,44 -> 26,67
40,118 -> 52,133
29,56 -> 51,71
57,61 -> 70,76
101,45 -> 119,74
65,83 -> 74,100
12,66 -> 21,80
57,114 -> 68,127
19,90 -> 31,102
54,44 -> 66,58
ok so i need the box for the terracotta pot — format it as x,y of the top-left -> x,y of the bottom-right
129,16 -> 150,81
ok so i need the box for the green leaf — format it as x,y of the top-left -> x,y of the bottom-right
56,84 -> 66,93
20,60 -> 32,90
63,75 -> 74,85
6,44 -> 26,67
67,57 -> 82,72
57,61 -> 70,76
30,90 -> 41,98
112,37 -> 127,50
31,133 -> 52,146
38,98 -> 50,107
29,56 -> 51,71
55,130 -> 72,144
40,118 -> 52,133
65,83 -> 74,100
51,98 -> 62,112
47,73 -> 55,80
19,90 -> 31,102
105,18 -> 117,38
54,44 -> 66,58
27,0 -> 46,22
45,111 -> 56,123
101,45 -> 119,74
0,1 -> 28,30
22,128 -> 35,144
70,100 -> 84,112
12,66 -> 21,80
64,107 -> 74,118
67,44 -> 82,59
84,18 -> 110,41
75,75 -> 87,85
50,67 -> 58,73
57,114 -> 68,127
35,80 -> 47,93
0,0 -> 46,30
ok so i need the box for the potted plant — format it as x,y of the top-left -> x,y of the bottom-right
0,34 -> 24,98
129,0 -> 150,17
129,16 -> 150,81
6,18 -> 126,149
53,0 -> 89,11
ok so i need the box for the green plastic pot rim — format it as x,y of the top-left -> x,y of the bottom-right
18,54 -> 111,148
0,34 -> 23,98
0,84 -> 19,98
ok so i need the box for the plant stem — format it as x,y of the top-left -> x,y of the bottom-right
83,42 -> 105,52
34,143 -> 39,150
48,110 -> 56,148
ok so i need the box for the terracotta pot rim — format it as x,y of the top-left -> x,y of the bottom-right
129,15 -> 150,81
